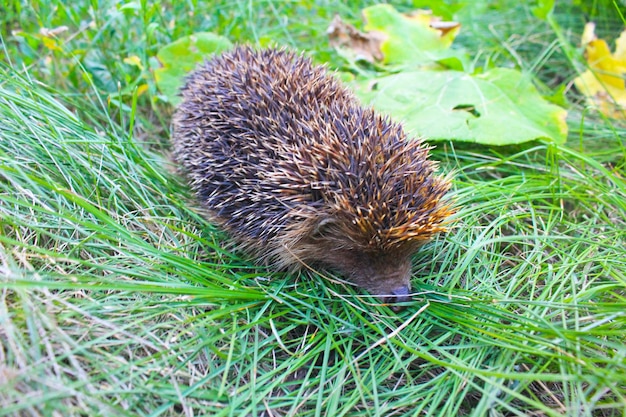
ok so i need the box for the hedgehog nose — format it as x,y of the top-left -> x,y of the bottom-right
388,285 -> 411,311
391,285 -> 411,302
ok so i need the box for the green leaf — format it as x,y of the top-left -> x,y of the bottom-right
531,0 -> 555,20
154,32 -> 232,105
409,0 -> 470,20
362,4 -> 467,70
355,68 -> 567,145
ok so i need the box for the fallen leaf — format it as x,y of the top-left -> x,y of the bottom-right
328,4 -> 464,69
355,68 -> 567,145
362,4 -> 465,69
573,22 -> 626,119
327,15 -> 385,63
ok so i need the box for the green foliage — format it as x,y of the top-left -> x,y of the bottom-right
410,0 -> 470,20
362,4 -> 467,68
573,0 -> 626,22
356,68 -> 568,144
531,0 -> 556,20
336,3 -> 568,145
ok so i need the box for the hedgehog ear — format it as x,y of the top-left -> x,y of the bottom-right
312,217 -> 338,238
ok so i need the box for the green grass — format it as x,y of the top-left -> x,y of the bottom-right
1,0 -> 626,416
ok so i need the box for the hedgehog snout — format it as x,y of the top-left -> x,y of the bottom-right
383,285 -> 412,312
338,252 -> 413,308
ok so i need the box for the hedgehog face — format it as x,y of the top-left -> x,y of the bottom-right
294,214 -> 423,308
318,247 -> 414,308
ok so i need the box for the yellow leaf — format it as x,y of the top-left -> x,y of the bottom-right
123,55 -> 144,70
573,23 -> 626,119
136,84 -> 148,96
40,36 -> 61,51
614,30 -> 626,61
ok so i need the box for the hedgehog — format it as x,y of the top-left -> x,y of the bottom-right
172,46 -> 453,307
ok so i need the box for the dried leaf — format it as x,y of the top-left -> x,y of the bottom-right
362,5 -> 464,68
327,15 -> 385,63
328,4 -> 464,69
39,26 -> 69,37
